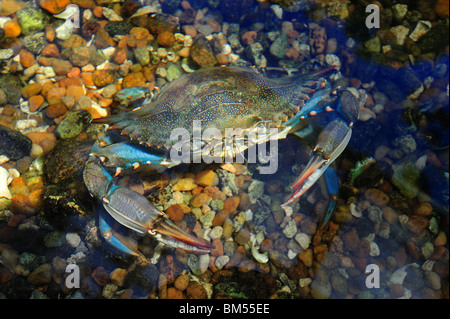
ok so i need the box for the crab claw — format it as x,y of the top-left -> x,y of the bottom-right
102,186 -> 214,253
281,119 -> 352,207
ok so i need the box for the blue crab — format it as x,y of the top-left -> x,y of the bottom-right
83,66 -> 361,258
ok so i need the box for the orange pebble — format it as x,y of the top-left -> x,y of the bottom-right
28,95 -> 45,112
81,72 -> 94,86
3,20 -> 21,37
93,6 -> 103,18
10,177 -> 26,188
11,194 -> 36,216
45,25 -> 56,42
29,189 -> 43,209
67,67 -> 81,78
19,49 -> 35,68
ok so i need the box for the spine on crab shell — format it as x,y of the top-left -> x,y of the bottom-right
91,117 -> 111,124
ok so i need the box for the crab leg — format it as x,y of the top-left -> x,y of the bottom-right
99,209 -> 141,257
281,119 -> 351,207
90,142 -> 173,176
83,158 -> 214,254
321,166 -> 339,227
102,185 -> 214,253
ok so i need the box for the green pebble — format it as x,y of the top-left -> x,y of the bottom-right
166,63 -> 183,82
392,162 -> 420,198
56,110 -> 92,139
16,8 -> 50,36
187,254 -> 202,276
210,198 -> 224,211
270,33 -> 288,59
134,47 -> 150,66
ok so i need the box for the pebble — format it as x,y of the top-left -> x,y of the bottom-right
310,269 -> 332,299
393,134 -> 417,154
414,202 -> 433,216
382,206 -> 398,224
27,263 -> 52,285
424,271 -> 441,290
109,268 -> 127,287
208,226 -> 223,240
222,218 -> 233,239
330,273 -> 348,297
174,274 -> 189,291
102,283 -> 118,299
299,249 -> 313,267
39,0 -> 70,15
166,204 -> 188,222
421,242 -> 434,260
390,266 -> 408,285
222,196 -> 240,214
434,231 -> 447,246
232,212 -> 246,233
390,25 -> 410,46
365,188 -> 390,206
195,170 -> 219,187
191,193 -> 211,208
186,281 -> 208,299
173,177 -> 196,193
65,232 -> 81,248
102,7 -> 123,21
294,232 -> 310,250
199,211 -> 215,229
44,230 -> 65,247
215,255 -> 229,269
367,205 -> 383,223
0,125 -> 32,161
369,242 -> 381,257
389,283 -> 404,298
392,4 -> 408,21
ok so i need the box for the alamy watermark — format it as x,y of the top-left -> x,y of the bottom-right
65,264 -> 80,289
365,264 -> 380,289
366,4 -> 380,29
169,120 -> 279,174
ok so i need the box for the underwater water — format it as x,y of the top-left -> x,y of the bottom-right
0,0 -> 448,300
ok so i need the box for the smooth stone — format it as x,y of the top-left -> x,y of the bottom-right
294,232 -> 311,250
282,220 -> 297,239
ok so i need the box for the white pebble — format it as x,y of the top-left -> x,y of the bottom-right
270,4 -> 283,19
350,202 -> 363,218
389,265 -> 410,285
56,19 -> 75,40
390,25 -> 410,46
282,220 -> 297,239
294,232 -> 311,250
101,47 -> 116,59
415,155 -> 427,171
369,241 -> 380,256
251,245 -> 269,263
102,7 -> 123,21
208,226 -> 223,240
221,44 -> 232,55
42,66 -> 56,78
0,155 -> 8,165
244,209 -> 253,221
325,54 -> 341,70
15,119 -> 38,131
282,205 -> 293,217
65,232 -> 81,248
215,255 -> 229,269
287,249 -> 298,260
299,277 -> 312,288
409,20 -> 432,42
0,166 -> 12,199
0,17 -> 11,28
198,254 -> 209,274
